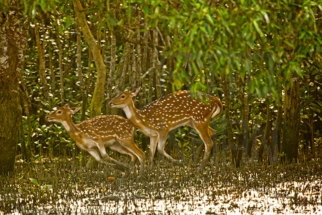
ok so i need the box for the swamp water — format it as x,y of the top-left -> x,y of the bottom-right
1,159 -> 322,214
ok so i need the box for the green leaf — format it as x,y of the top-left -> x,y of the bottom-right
29,178 -> 39,186
284,40 -> 294,49
253,20 -> 264,37
261,11 -> 269,24
205,14 -> 214,26
191,61 -> 199,75
245,59 -> 251,72
317,100 -> 322,108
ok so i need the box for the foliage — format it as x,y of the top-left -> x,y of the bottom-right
137,0 -> 322,97
1,0 -> 320,164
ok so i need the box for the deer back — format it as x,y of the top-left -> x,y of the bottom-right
77,115 -> 135,141
138,90 -> 222,129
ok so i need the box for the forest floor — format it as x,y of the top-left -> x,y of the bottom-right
0,158 -> 322,214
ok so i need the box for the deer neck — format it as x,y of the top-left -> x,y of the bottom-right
122,102 -> 144,127
61,116 -> 82,139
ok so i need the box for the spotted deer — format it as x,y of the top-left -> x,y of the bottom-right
109,88 -> 223,171
46,104 -> 145,175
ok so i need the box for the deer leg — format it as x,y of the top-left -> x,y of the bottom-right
87,149 -> 104,163
208,126 -> 216,136
118,139 -> 145,176
148,135 -> 159,169
95,140 -> 130,170
109,143 -> 137,166
157,132 -> 183,165
88,149 -> 128,171
193,123 -> 214,172
102,152 -> 130,170
109,142 -> 144,176
127,151 -> 137,167
87,150 -> 115,166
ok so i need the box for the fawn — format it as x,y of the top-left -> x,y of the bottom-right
46,104 -> 145,175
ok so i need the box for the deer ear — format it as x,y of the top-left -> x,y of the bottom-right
132,87 -> 141,97
64,103 -> 70,108
71,107 -> 81,114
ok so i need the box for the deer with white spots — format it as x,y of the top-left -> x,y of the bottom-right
109,88 -> 223,171
46,104 -> 145,175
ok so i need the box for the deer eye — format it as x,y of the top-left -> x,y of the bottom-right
121,95 -> 126,99
57,110 -> 62,114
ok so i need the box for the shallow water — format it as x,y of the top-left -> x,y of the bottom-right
1,159 -> 322,214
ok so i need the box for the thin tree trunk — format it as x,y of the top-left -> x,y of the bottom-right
141,26 -> 148,80
222,72 -> 233,165
282,78 -> 300,162
276,100 -> 283,154
20,78 -> 32,161
242,93 -> 249,163
136,12 -> 142,89
272,103 -> 282,163
76,30 -> 87,120
152,29 -> 161,98
56,22 -> 64,104
237,77 -> 249,167
264,98 -> 273,164
308,109 -> 315,158
34,21 -> 49,100
73,0 -> 107,117
86,50 -> 93,106
131,44 -> 138,89
116,41 -> 131,92
146,32 -> 154,102
107,32 -> 117,115
49,49 -> 56,92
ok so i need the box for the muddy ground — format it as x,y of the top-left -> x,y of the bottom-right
1,158 -> 322,214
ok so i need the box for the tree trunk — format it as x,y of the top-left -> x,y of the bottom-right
117,42 -> 131,93
236,77 -> 249,168
76,30 -> 87,121
20,78 -> 32,161
106,31 -> 116,115
34,20 -> 49,100
56,21 -> 64,104
222,73 -> 233,165
73,0 -> 107,117
0,5 -> 27,174
49,49 -> 56,92
282,78 -> 300,162
152,29 -> 161,98
135,15 -> 142,89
